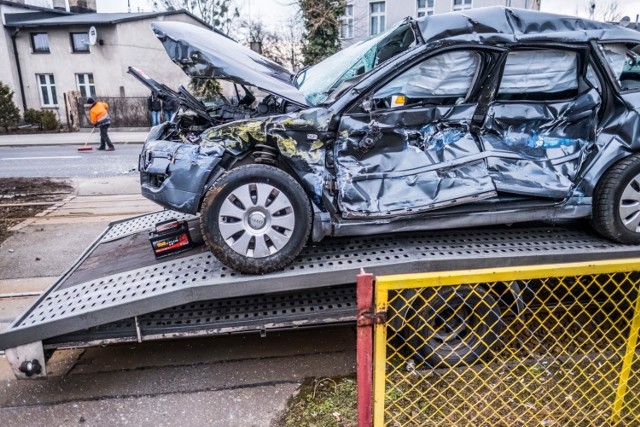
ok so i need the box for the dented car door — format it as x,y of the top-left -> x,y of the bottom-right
334,48 -> 498,218
480,47 -> 601,199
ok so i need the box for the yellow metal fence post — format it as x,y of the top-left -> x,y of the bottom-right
611,283 -> 640,424
373,284 -> 389,427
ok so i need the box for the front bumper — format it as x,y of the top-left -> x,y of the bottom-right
139,138 -> 224,214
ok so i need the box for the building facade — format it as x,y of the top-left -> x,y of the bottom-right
339,0 -> 541,47
0,1 -> 210,126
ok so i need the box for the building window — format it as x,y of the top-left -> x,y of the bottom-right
417,0 -> 434,17
37,74 -> 58,106
340,5 -> 354,39
76,73 -> 96,98
452,0 -> 472,11
30,33 -> 50,53
71,32 -> 90,53
370,2 -> 386,36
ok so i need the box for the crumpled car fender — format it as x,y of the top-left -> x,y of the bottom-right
140,138 -> 224,214
200,109 -> 333,210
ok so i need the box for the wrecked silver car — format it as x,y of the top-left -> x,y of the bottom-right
134,7 -> 640,274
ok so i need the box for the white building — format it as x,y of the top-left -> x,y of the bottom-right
339,0 -> 541,47
0,0 -> 210,126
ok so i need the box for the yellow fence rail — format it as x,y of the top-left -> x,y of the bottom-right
373,259 -> 640,426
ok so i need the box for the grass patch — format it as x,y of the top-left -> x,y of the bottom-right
275,375 -> 357,427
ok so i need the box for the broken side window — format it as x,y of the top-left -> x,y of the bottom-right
497,49 -> 579,101
586,64 -> 601,94
372,50 -> 481,108
600,42 -> 640,92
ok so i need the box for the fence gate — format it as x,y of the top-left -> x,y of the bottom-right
76,97 -> 150,128
372,259 -> 640,426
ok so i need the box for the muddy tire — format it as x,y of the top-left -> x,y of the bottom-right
200,164 -> 312,274
593,155 -> 640,244
407,286 -> 501,367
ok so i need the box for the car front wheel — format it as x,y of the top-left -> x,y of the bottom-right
593,154 -> 640,244
200,164 -> 312,274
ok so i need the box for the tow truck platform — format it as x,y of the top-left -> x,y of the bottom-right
2,210 -> 640,378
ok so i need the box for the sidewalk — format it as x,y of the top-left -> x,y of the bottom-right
0,175 -> 157,329
0,130 -> 149,147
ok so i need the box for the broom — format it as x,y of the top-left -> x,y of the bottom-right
78,127 -> 96,152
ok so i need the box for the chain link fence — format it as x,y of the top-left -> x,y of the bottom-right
77,97 -> 150,128
373,260 -> 640,426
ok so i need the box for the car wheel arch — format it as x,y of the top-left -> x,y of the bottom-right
197,154 -> 319,220
574,145 -> 635,196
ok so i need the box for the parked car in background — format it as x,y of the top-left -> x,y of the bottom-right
133,7 -> 640,274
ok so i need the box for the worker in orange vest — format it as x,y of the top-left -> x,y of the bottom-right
87,98 -> 114,151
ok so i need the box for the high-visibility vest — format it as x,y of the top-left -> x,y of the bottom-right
90,102 -> 110,125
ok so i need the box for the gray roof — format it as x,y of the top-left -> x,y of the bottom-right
5,10 -> 209,28
416,7 -> 640,45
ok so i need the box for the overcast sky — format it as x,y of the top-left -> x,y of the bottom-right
542,0 -> 640,19
96,0 -> 299,26
96,0 -> 640,25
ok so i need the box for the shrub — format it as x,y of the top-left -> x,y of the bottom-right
23,109 -> 59,131
41,110 -> 58,131
0,81 -> 20,132
23,108 -> 42,127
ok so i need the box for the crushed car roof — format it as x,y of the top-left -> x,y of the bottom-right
416,7 -> 640,45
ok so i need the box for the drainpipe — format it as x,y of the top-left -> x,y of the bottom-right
10,29 -> 27,111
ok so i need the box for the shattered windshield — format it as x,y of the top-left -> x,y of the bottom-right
295,21 -> 417,106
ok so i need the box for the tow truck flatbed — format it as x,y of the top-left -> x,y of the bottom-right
2,210 -> 640,378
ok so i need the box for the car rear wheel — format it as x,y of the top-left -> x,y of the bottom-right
407,286 -> 501,367
593,155 -> 640,244
200,164 -> 312,274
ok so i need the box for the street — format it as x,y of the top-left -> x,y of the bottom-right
0,328 -> 355,427
0,145 -> 140,178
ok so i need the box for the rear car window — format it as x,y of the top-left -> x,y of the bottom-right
373,50 -> 480,107
600,43 -> 640,92
498,49 -> 579,101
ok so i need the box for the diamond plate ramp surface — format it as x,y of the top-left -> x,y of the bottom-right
2,211 -> 640,350
45,285 -> 356,346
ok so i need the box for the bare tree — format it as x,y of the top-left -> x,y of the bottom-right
239,17 -> 304,71
279,16 -> 304,71
585,0 -> 623,22
152,0 -> 239,34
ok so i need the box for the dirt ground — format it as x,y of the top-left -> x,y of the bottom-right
0,177 -> 74,244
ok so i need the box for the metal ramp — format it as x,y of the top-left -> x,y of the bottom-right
44,284 -> 356,348
2,210 -> 640,377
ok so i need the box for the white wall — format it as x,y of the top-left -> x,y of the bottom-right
0,3 -> 41,110
342,0 -> 539,48
13,13 -> 209,119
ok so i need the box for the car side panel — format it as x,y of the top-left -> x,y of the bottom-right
480,89 -> 601,199
335,105 -> 496,217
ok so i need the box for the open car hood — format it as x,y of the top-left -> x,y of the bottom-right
127,66 -> 213,123
151,21 -> 311,108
